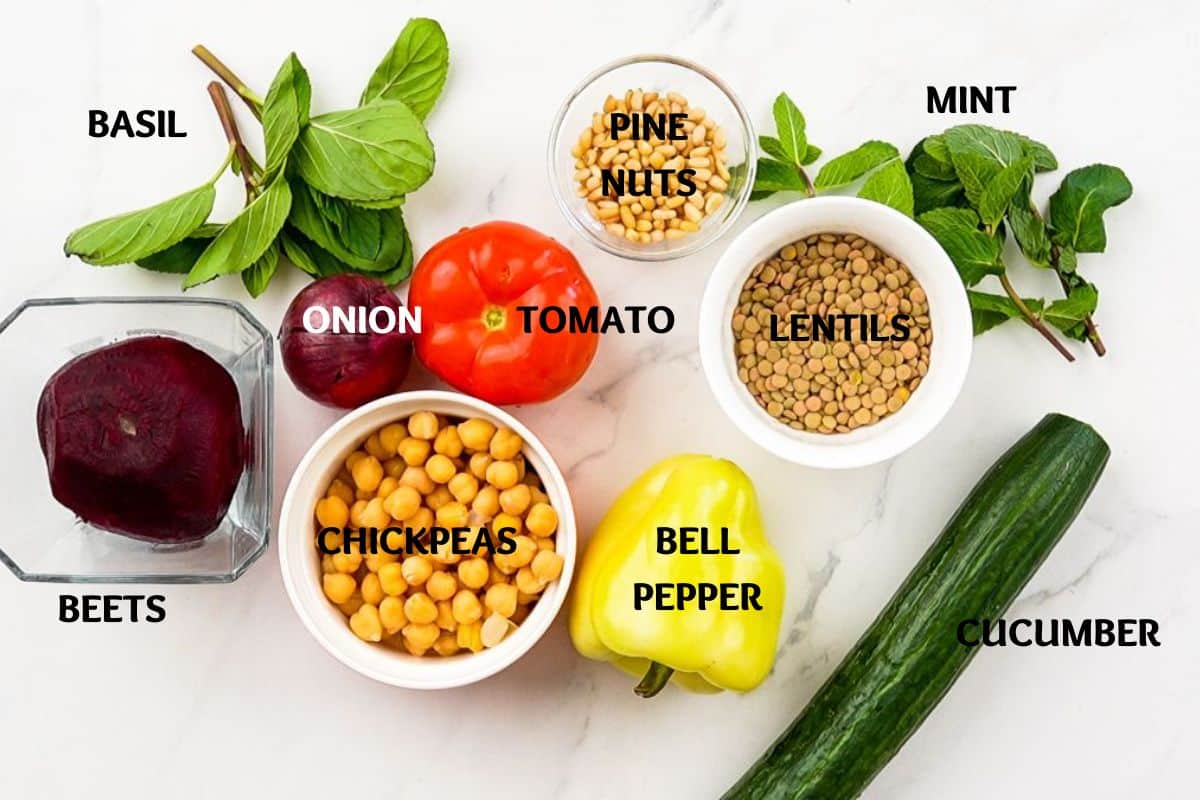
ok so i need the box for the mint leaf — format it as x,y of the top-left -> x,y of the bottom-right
814,141 -> 899,189
859,159 -> 913,216
912,152 -> 956,181
968,290 -> 1044,335
943,125 -> 1024,206
801,144 -> 822,165
922,135 -> 951,164
184,177 -> 292,288
360,18 -> 450,119
752,158 -> 809,192
262,53 -> 311,180
1048,164 -> 1132,253
1016,133 -> 1057,172
1005,203 -> 1052,267
1042,283 -> 1098,341
758,135 -> 791,163
978,156 -> 1034,228
65,183 -> 216,266
772,93 -> 807,164
241,241 -> 280,298
918,207 -> 1003,285
912,173 -> 965,214
1057,246 -> 1078,273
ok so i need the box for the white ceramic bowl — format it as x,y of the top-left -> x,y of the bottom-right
279,390 -> 576,689
699,197 -> 972,469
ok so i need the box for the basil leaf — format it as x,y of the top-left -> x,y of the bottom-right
241,241 -> 280,298
1048,164 -> 1132,253
351,195 -> 407,210
968,290 -> 1044,335
360,18 -> 449,119
373,214 -> 414,285
294,100 -> 435,202
289,180 -> 409,271
1042,283 -> 1098,341
262,53 -> 312,180
814,141 -> 898,189
758,135 -> 791,163
184,177 -> 292,288
281,229 -> 340,277
1005,203 -> 1052,268
772,93 -> 807,164
858,159 -> 913,217
65,183 -> 215,266
1016,134 -> 1057,172
978,156 -> 1034,228
751,158 -> 809,193
135,223 -> 222,274
800,144 -> 822,166
918,207 -> 1003,285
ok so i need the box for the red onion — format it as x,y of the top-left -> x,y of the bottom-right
279,275 -> 414,408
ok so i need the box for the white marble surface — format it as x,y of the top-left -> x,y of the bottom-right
1,1 -> 1195,797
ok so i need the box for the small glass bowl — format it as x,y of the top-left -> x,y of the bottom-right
0,297 -> 273,583
548,54 -> 755,262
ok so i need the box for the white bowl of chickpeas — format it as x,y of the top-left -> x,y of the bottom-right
279,390 -> 575,689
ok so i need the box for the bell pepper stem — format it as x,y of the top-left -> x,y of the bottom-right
634,662 -> 675,698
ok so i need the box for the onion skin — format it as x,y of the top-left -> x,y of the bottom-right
279,275 -> 414,409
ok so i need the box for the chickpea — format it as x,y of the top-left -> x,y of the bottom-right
516,589 -> 539,606
513,454 -> 527,482
526,503 -> 559,537
515,566 -> 545,595
448,472 -> 479,504
321,553 -> 336,574
457,418 -> 496,451
536,537 -> 555,552
326,479 -> 355,506
407,411 -> 439,440
457,621 -> 483,653
401,621 -> 440,654
365,550 -> 398,572
364,433 -> 390,461
436,501 -> 469,528
425,453 -> 456,484
481,613 -> 513,648
532,550 -> 565,583
472,485 -> 500,518
433,426 -> 464,458
529,486 -> 550,507
457,558 -> 489,590
379,423 -> 407,455
451,589 -> 483,624
345,450 -> 366,473
378,562 -> 408,596
323,573 -> 357,604
433,633 -> 460,657
401,556 -> 433,587
404,592 -> 438,625
360,497 -> 389,529
409,506 -> 434,533
485,583 -> 518,618
337,592 -> 365,616
383,457 -> 406,479
468,452 -> 493,480
316,496 -> 350,528
400,465 -> 435,495
425,485 -> 453,511
350,604 -> 383,642
426,570 -> 458,601
355,487 -> 375,502
397,437 -> 432,467
496,535 -> 536,572
379,595 -> 407,633
493,512 -> 524,538
383,485 -> 422,521
348,499 -> 369,527
376,476 -> 400,500
332,552 -> 362,574
486,562 -> 508,587
486,460 -> 519,490
499,484 -> 532,516
361,573 -> 384,605
489,428 -> 524,460
436,600 -> 458,631
352,456 -> 384,492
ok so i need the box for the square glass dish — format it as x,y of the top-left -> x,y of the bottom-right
0,297 -> 272,583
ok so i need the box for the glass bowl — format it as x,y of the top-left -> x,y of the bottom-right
0,297 -> 273,583
548,54 -> 755,262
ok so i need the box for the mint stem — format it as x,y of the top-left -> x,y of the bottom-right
1051,245 -> 1106,357
206,83 -> 257,201
999,273 -> 1075,362
193,45 -> 263,119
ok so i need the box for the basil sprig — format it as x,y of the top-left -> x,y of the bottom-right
64,17 -> 450,298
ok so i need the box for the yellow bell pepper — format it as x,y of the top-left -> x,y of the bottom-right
569,454 -> 785,697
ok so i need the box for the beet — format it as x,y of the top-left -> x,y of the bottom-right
278,274 -> 414,408
37,336 -> 245,543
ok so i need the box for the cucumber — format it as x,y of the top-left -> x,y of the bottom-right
722,413 -> 1110,800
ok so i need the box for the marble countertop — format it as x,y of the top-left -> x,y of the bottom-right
1,1 -> 1195,797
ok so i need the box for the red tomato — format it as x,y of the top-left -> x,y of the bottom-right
409,221 -> 600,404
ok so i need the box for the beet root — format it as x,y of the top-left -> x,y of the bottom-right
37,336 -> 245,543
